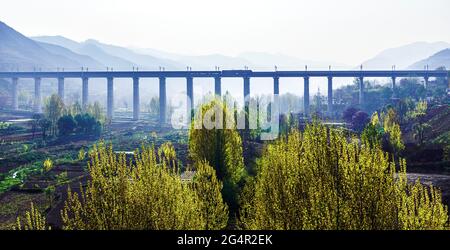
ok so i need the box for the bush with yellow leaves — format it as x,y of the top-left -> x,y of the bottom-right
60,141 -> 228,230
239,122 -> 448,230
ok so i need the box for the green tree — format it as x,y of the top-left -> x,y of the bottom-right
66,101 -> 83,116
407,100 -> 427,120
239,122 -> 448,230
78,148 -> 86,161
189,98 -> 246,211
74,113 -> 102,136
86,102 -> 106,125
148,96 -> 160,118
45,185 -> 56,208
191,161 -> 229,230
361,112 -> 384,148
382,108 -> 404,155
57,114 -> 76,136
38,117 -> 51,140
44,94 -> 65,136
412,122 -> 431,145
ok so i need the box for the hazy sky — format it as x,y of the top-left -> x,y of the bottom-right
1,0 -> 450,65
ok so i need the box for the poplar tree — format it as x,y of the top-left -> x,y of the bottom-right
188,99 -> 246,211
191,161 -> 229,229
15,202 -> 49,230
61,142 -> 205,230
240,122 -> 448,230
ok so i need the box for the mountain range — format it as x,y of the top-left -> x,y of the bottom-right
360,41 -> 450,70
1,20 -> 449,73
409,48 -> 450,70
0,21 -> 101,71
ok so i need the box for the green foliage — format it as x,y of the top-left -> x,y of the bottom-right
43,158 -> 53,173
189,98 -> 247,210
407,100 -> 428,120
147,96 -> 160,117
361,112 -> 385,148
60,142 -> 219,230
15,202 -> 49,230
382,108 -> 405,154
44,185 -> 56,207
57,112 -> 102,137
412,122 -> 431,145
0,122 -> 11,130
58,114 -> 77,135
191,161 -> 229,229
44,94 -> 65,136
78,148 -> 86,161
239,122 -> 448,230
65,101 -> 82,117
158,142 -> 178,168
38,117 -> 51,140
386,122 -> 404,153
279,113 -> 299,136
351,111 -> 370,132
74,113 -> 102,135
55,172 -> 69,185
0,162 -> 43,193
86,102 -> 106,125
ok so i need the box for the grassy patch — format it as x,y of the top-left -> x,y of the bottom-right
0,192 -> 49,230
0,162 -> 43,193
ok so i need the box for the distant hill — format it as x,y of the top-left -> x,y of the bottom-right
238,52 -> 349,70
0,21 -> 101,71
131,47 -> 256,70
131,49 -> 347,71
409,49 -> 450,70
33,36 -> 183,70
360,42 -> 450,70
36,42 -> 103,69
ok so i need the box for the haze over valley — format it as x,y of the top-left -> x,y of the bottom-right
1,20 -> 449,111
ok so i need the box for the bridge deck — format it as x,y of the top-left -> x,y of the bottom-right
0,70 -> 448,79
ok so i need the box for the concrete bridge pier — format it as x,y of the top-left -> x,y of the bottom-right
303,77 -> 310,117
186,76 -> 193,123
214,77 -> 221,96
11,77 -> 18,110
424,76 -> 429,89
107,77 -> 114,120
273,76 -> 279,95
391,77 -> 397,98
243,76 -> 250,128
82,77 -> 89,108
159,77 -> 167,125
58,77 -> 65,102
34,77 -> 42,113
133,77 -> 140,121
359,77 -> 364,107
327,76 -> 333,115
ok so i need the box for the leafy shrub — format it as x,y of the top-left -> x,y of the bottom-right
74,113 -> 102,135
61,142 -> 226,230
43,158 -> 53,173
15,202 -> 50,230
58,115 -> 77,135
78,148 -> 85,161
239,122 -> 448,230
